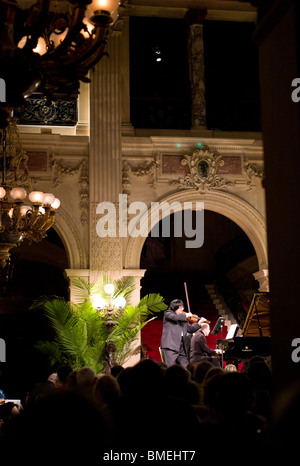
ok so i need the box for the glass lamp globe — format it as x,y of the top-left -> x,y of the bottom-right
93,295 -> 107,309
10,187 -> 27,200
104,283 -> 115,295
43,193 -> 56,205
51,198 -> 61,209
0,187 -> 6,199
29,191 -> 45,204
113,296 -> 126,309
90,0 -> 119,13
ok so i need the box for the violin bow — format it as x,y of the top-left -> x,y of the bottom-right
184,282 -> 192,314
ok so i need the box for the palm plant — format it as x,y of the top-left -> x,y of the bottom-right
33,275 -> 167,374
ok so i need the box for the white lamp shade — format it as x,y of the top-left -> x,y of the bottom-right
43,193 -> 56,205
20,205 -> 32,216
104,283 -> 115,295
92,295 -> 107,309
113,296 -> 126,309
90,0 -> 119,13
51,198 -> 61,209
0,187 -> 6,199
29,191 -> 45,204
10,187 -> 27,200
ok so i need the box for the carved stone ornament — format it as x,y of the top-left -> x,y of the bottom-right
243,159 -> 265,190
122,160 -> 158,196
50,156 -> 89,224
171,145 -> 234,192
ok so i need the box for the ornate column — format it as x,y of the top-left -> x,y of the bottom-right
185,9 -> 207,129
120,11 -> 134,136
89,29 -> 123,283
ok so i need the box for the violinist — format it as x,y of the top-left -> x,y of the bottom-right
160,299 -> 207,368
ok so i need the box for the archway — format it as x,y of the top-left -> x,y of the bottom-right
124,190 -> 267,362
125,190 -> 267,271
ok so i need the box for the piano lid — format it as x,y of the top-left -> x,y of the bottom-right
242,292 -> 270,337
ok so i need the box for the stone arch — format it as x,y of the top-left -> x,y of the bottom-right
124,190 -> 268,272
53,207 -> 88,269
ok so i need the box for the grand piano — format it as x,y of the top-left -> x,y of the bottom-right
217,292 -> 271,364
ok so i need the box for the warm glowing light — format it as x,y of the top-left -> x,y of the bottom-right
20,205 -> 32,216
43,193 -> 56,205
90,0 -> 119,13
0,187 -> 6,199
33,37 -> 47,56
29,191 -> 45,204
51,198 -> 61,210
10,187 -> 27,200
104,283 -> 115,295
113,296 -> 126,309
49,29 -> 69,48
17,36 -> 27,49
81,18 -> 95,39
92,294 -> 107,309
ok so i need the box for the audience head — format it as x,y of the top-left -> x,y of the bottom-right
194,360 -> 213,384
93,374 -> 121,406
76,366 -> 96,387
56,364 -> 73,386
224,364 -> 237,373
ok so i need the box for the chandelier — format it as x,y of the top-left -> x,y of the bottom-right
0,0 -> 121,127
0,123 -> 60,267
0,0 -> 121,266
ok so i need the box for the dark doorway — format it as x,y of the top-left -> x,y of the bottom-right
140,210 -> 258,361
0,228 -> 69,400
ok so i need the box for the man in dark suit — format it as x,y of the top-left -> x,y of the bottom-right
160,299 -> 206,367
190,323 -> 221,367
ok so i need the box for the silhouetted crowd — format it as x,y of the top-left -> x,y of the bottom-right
0,357 -> 299,465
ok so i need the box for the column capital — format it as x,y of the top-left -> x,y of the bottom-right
253,269 -> 269,292
184,9 -> 207,26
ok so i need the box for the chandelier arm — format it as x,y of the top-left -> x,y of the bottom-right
73,39 -> 107,72
41,5 -> 88,60
43,27 -> 107,82
10,202 -> 22,231
22,207 -> 40,231
22,0 -> 51,53
1,128 -> 7,186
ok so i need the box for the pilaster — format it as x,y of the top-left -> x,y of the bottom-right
185,9 -> 207,129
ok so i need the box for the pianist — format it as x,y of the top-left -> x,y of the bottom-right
190,323 -> 221,367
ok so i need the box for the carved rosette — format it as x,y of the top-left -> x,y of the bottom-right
171,145 -> 234,192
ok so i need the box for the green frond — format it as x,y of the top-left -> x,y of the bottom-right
33,275 -> 167,373
137,293 -> 168,319
34,340 -> 67,367
71,277 -> 94,303
113,276 -> 136,304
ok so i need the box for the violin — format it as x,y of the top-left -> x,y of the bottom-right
185,313 -> 211,324
183,282 -> 211,325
